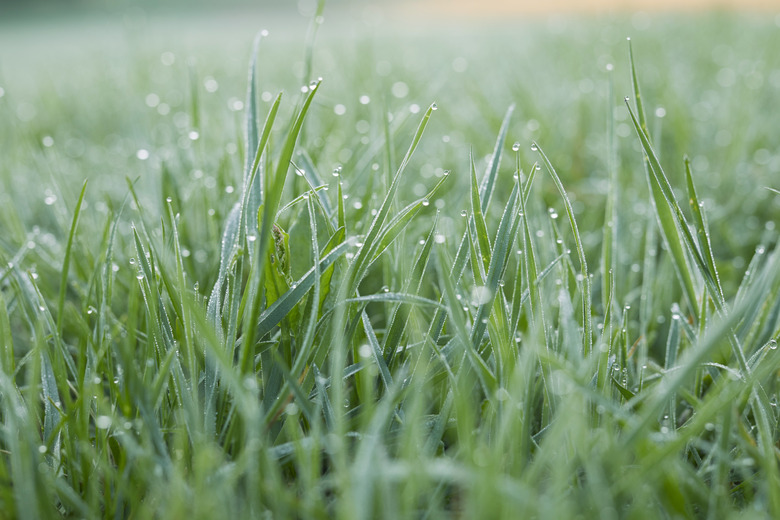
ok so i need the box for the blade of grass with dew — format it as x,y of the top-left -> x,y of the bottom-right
382,214 -> 438,361
627,101 -> 720,308
602,65 -> 618,315
470,183 -> 520,381
624,102 -> 751,375
261,195 -> 323,426
244,32 -> 262,209
347,103 -> 436,296
628,42 -> 699,318
470,150 -> 492,272
430,110 -> 520,346
297,151 -> 335,222
479,104 -> 514,210
0,290 -> 13,373
624,247 -> 780,444
535,143 -> 592,355
435,244 -> 496,396
240,80 -> 321,377
56,179 -> 86,334
368,175 -> 448,265
243,92 -> 282,243
685,157 -> 724,305
361,310 -> 393,392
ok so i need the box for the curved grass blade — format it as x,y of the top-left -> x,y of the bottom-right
534,143 -> 593,355
435,245 -> 496,395
368,175 -> 448,265
628,42 -> 699,317
348,103 -> 436,295
685,156 -> 724,305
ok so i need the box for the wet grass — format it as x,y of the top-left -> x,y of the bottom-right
1,8 -> 780,519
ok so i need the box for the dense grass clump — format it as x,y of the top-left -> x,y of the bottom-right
1,9 -> 780,519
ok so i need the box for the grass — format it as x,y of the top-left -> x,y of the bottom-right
1,7 -> 780,519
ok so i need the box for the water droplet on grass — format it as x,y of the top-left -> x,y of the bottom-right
530,143 -> 538,151
460,210 -> 468,217
512,142 -> 521,151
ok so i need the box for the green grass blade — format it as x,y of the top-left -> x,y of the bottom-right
348,103 -> 436,295
627,45 -> 699,318
535,143 -> 592,355
0,290 -> 13,374
56,179 -> 87,333
479,104 -> 514,210
244,32 -> 262,179
470,150 -> 492,271
256,236 -> 356,338
470,183 -> 519,350
685,156 -> 724,305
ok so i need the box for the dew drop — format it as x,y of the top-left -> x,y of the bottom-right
460,210 -> 468,217
422,198 -> 430,207
512,142 -> 521,152
431,102 -> 438,111
530,143 -> 538,152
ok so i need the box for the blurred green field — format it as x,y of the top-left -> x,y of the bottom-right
1,4 -> 780,518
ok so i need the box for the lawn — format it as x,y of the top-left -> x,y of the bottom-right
1,3 -> 780,518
